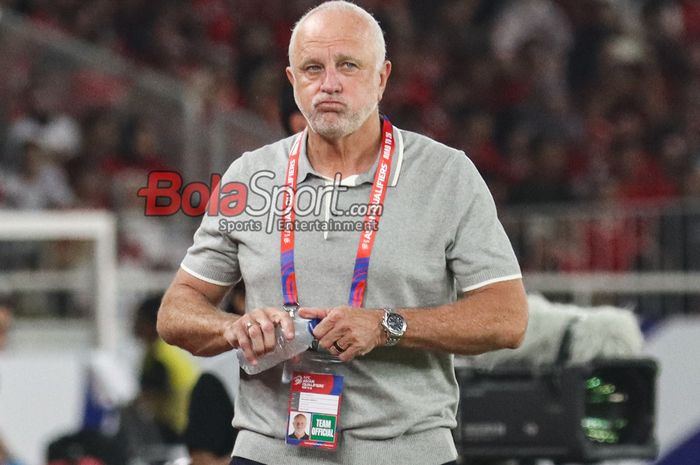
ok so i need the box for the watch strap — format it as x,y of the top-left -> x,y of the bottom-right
382,307 -> 405,346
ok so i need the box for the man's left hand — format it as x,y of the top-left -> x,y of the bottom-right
298,306 -> 385,361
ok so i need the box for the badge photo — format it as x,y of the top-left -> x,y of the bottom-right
287,411 -> 311,442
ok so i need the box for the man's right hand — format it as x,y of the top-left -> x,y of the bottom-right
224,307 -> 296,365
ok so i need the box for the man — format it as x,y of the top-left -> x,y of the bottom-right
133,295 -> 198,442
288,414 -> 309,441
0,435 -> 24,465
158,2 -> 528,464
279,83 -> 307,136
0,303 -> 12,351
185,370 -> 237,465
184,284 -> 243,465
0,302 -> 26,465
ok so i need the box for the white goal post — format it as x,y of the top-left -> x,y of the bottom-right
0,210 -> 118,350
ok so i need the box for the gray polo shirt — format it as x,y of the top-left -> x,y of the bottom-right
181,125 -> 521,465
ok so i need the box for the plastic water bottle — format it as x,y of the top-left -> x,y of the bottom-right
237,314 -> 319,375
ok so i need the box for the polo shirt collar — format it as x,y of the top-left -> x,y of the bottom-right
295,123 -> 404,187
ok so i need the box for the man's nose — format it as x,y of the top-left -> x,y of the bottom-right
320,67 -> 342,93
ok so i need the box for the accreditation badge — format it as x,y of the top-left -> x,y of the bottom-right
286,371 -> 344,449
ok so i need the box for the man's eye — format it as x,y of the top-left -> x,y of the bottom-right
305,65 -> 322,72
341,62 -> 358,70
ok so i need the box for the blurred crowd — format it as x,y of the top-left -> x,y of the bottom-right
2,0 -> 700,207
1,0 -> 700,279
3,0 -> 700,208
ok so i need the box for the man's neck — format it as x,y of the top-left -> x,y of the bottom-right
306,113 -> 382,179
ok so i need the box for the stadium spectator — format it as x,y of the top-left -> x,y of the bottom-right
0,436 -> 24,465
183,282 -> 245,465
509,134 -> 576,205
0,141 -> 75,210
132,294 -> 198,442
3,0 -> 698,209
0,303 -> 24,465
0,300 -> 14,352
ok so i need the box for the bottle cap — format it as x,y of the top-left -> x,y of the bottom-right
308,318 -> 321,332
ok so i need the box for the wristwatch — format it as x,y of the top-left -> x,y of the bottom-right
381,308 -> 407,346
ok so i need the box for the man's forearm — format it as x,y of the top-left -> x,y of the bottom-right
298,279 -> 528,361
397,279 -> 528,355
158,279 -> 238,356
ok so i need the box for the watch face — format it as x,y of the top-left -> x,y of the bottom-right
386,313 -> 405,334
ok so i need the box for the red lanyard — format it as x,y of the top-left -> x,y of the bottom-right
280,119 -> 396,307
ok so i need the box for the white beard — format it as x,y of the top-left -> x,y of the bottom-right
301,99 -> 377,139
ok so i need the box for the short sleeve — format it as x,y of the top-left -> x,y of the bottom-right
180,159 -> 245,286
445,154 -> 522,292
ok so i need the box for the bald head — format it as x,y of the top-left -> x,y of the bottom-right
288,1 -> 386,71
285,1 -> 392,140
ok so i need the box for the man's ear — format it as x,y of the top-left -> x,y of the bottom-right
286,67 -> 296,86
378,60 -> 392,102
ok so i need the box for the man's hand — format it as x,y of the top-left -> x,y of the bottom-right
299,306 -> 385,361
224,307 -> 295,365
